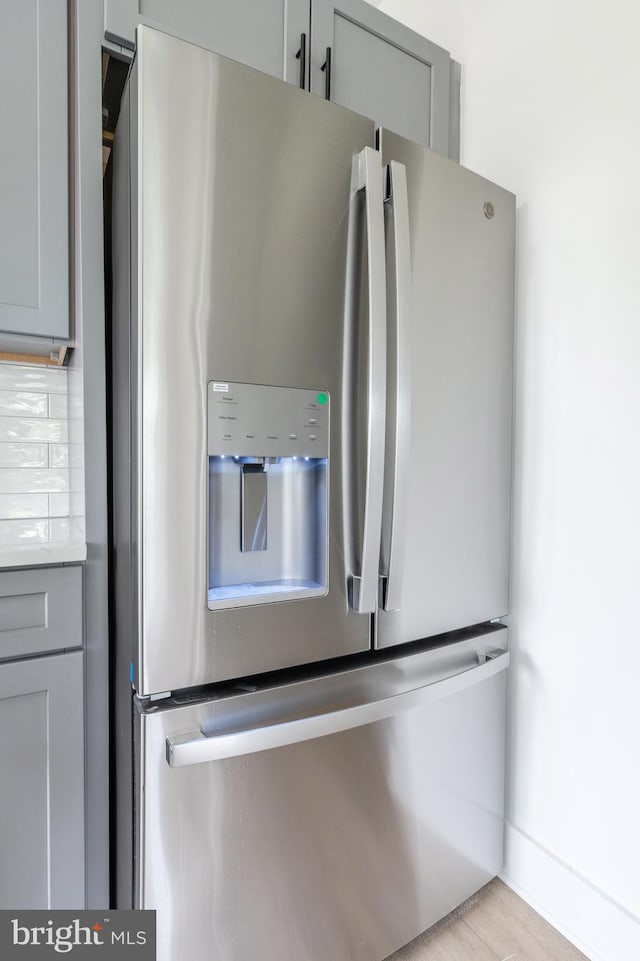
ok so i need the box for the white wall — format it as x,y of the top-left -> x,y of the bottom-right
378,2 -> 640,958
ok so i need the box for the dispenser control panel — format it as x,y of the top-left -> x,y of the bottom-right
208,381 -> 329,458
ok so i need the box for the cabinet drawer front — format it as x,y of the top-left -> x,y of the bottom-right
0,566 -> 82,660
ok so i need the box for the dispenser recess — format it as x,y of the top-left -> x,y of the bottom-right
208,382 -> 329,610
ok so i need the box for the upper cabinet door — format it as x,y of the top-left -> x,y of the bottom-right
105,0 -> 310,85
310,0 -> 451,154
0,0 -> 69,341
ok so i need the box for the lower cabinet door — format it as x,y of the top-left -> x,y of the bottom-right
0,651 -> 84,909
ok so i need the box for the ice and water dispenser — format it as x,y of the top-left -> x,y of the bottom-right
207,382 -> 329,609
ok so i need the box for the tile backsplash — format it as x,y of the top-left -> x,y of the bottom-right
0,363 -> 83,548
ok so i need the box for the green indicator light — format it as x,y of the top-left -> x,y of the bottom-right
316,392 -> 327,405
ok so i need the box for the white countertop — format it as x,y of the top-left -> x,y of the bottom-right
0,542 -> 87,569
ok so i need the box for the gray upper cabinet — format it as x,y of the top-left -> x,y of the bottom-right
103,1 -> 455,154
0,651 -> 85,909
104,0 -> 310,85
311,0 -> 450,152
0,0 -> 69,342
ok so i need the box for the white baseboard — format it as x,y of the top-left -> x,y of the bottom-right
500,822 -> 640,961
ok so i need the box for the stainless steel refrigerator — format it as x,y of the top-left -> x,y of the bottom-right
111,25 -> 515,961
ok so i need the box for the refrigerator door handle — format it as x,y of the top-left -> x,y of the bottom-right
349,147 -> 387,615
381,161 -> 412,612
166,649 -> 508,767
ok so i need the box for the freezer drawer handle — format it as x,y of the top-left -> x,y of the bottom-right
348,147 -> 387,615
165,649 -> 509,767
380,161 -> 412,612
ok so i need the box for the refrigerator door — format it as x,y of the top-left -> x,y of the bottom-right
123,29 -> 383,693
378,131 -> 515,648
135,630 -> 508,961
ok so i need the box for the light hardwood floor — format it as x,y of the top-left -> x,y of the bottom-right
386,879 -> 589,961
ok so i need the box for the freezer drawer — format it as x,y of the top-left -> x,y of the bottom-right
135,630 -> 508,961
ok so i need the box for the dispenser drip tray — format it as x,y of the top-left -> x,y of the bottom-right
208,579 -> 325,608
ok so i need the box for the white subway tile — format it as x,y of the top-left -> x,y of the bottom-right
70,468 -> 84,493
68,515 -> 85,542
68,418 -> 84,447
0,468 -> 69,493
50,517 -> 71,542
0,390 -> 48,417
0,364 -> 67,394
49,493 -> 70,517
0,443 -> 48,468
67,368 -> 83,396
49,444 -> 69,468
0,364 -> 82,533
68,443 -> 83,470
0,518 -> 49,546
68,391 -> 84,420
0,418 -> 68,442
69,490 -> 85,518
0,493 -> 49,519
49,393 -> 68,418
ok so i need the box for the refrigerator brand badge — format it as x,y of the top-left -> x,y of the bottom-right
212,383 -> 229,392
0,911 -> 156,958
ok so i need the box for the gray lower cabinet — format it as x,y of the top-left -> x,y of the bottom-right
0,651 -> 85,909
0,0 -> 69,346
103,0 -> 454,155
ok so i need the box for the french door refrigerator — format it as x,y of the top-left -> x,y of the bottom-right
111,25 -> 515,961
